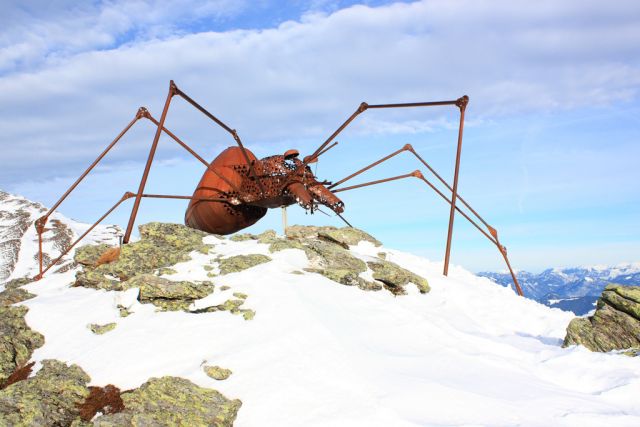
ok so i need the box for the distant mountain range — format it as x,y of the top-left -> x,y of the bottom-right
479,264 -> 640,315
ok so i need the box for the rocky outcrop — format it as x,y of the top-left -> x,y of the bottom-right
93,376 -> 241,426
0,360 -> 90,426
368,260 -> 430,295
74,222 -> 211,291
0,362 -> 242,427
128,274 -> 215,311
0,287 -> 35,306
304,240 -> 373,289
218,254 -> 272,275
270,226 -> 429,295
0,305 -> 44,384
285,225 -> 381,247
564,284 -> 640,354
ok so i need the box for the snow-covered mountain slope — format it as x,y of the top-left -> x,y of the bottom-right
480,264 -> 640,315
18,231 -> 640,427
0,190 -> 120,282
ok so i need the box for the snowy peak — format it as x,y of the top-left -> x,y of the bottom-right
0,189 -> 121,283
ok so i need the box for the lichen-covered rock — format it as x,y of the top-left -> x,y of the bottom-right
218,254 -> 272,275
318,228 -> 382,248
284,225 -> 381,248
74,222 -> 210,291
204,366 -> 232,380
2,277 -> 33,290
0,287 -> 35,306
88,323 -> 117,335
92,376 -> 241,426
367,260 -> 430,295
0,360 -> 90,427
126,274 -> 215,311
303,240 -> 369,288
257,230 -> 278,244
0,306 -> 44,384
268,239 -> 305,253
190,298 -> 255,320
285,225 -> 337,240
74,244 -> 111,266
564,284 -> 640,354
230,233 -> 256,242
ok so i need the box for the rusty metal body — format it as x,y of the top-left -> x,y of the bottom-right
186,147 -> 344,234
33,80 -> 524,296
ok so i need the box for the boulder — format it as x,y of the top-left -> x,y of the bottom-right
0,306 -> 44,384
0,360 -> 90,426
204,366 -> 232,381
88,323 -> 117,335
218,254 -> 272,275
0,287 -> 35,306
74,222 -> 212,291
367,260 -> 430,295
92,376 -> 241,426
303,240 -> 372,289
125,274 -> 215,311
564,284 -> 640,354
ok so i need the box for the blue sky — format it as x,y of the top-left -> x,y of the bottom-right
1,0 -> 639,273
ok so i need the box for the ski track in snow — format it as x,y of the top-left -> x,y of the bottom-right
17,237 -> 640,427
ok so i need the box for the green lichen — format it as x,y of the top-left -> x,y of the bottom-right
2,277 -> 33,290
241,310 -> 256,321
233,292 -> 248,300
564,285 -> 640,353
117,306 -> 131,318
256,230 -> 278,244
74,223 -> 209,291
230,233 -> 256,242
92,376 -> 241,426
303,240 -> 369,288
157,267 -> 178,276
0,287 -> 35,306
74,244 -> 111,266
268,239 -> 304,253
88,323 -> 117,335
204,366 -> 232,381
318,228 -> 382,248
0,306 -> 44,384
367,260 -> 430,295
0,360 -> 90,427
126,275 -> 215,311
218,254 -> 271,275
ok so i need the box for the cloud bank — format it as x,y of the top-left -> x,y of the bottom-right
1,0 -> 639,186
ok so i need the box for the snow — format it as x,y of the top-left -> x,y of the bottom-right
16,238 -> 640,427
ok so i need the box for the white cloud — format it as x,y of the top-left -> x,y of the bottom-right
0,0 -> 639,187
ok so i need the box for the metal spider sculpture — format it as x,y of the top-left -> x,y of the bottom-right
34,80 -> 523,295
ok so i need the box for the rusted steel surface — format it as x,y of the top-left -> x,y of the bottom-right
185,147 -> 344,235
34,80 -> 524,296
123,81 -> 177,243
443,95 -> 469,277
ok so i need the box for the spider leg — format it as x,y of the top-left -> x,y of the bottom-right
332,168 -> 524,297
123,81 -> 267,243
308,96 -> 469,279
